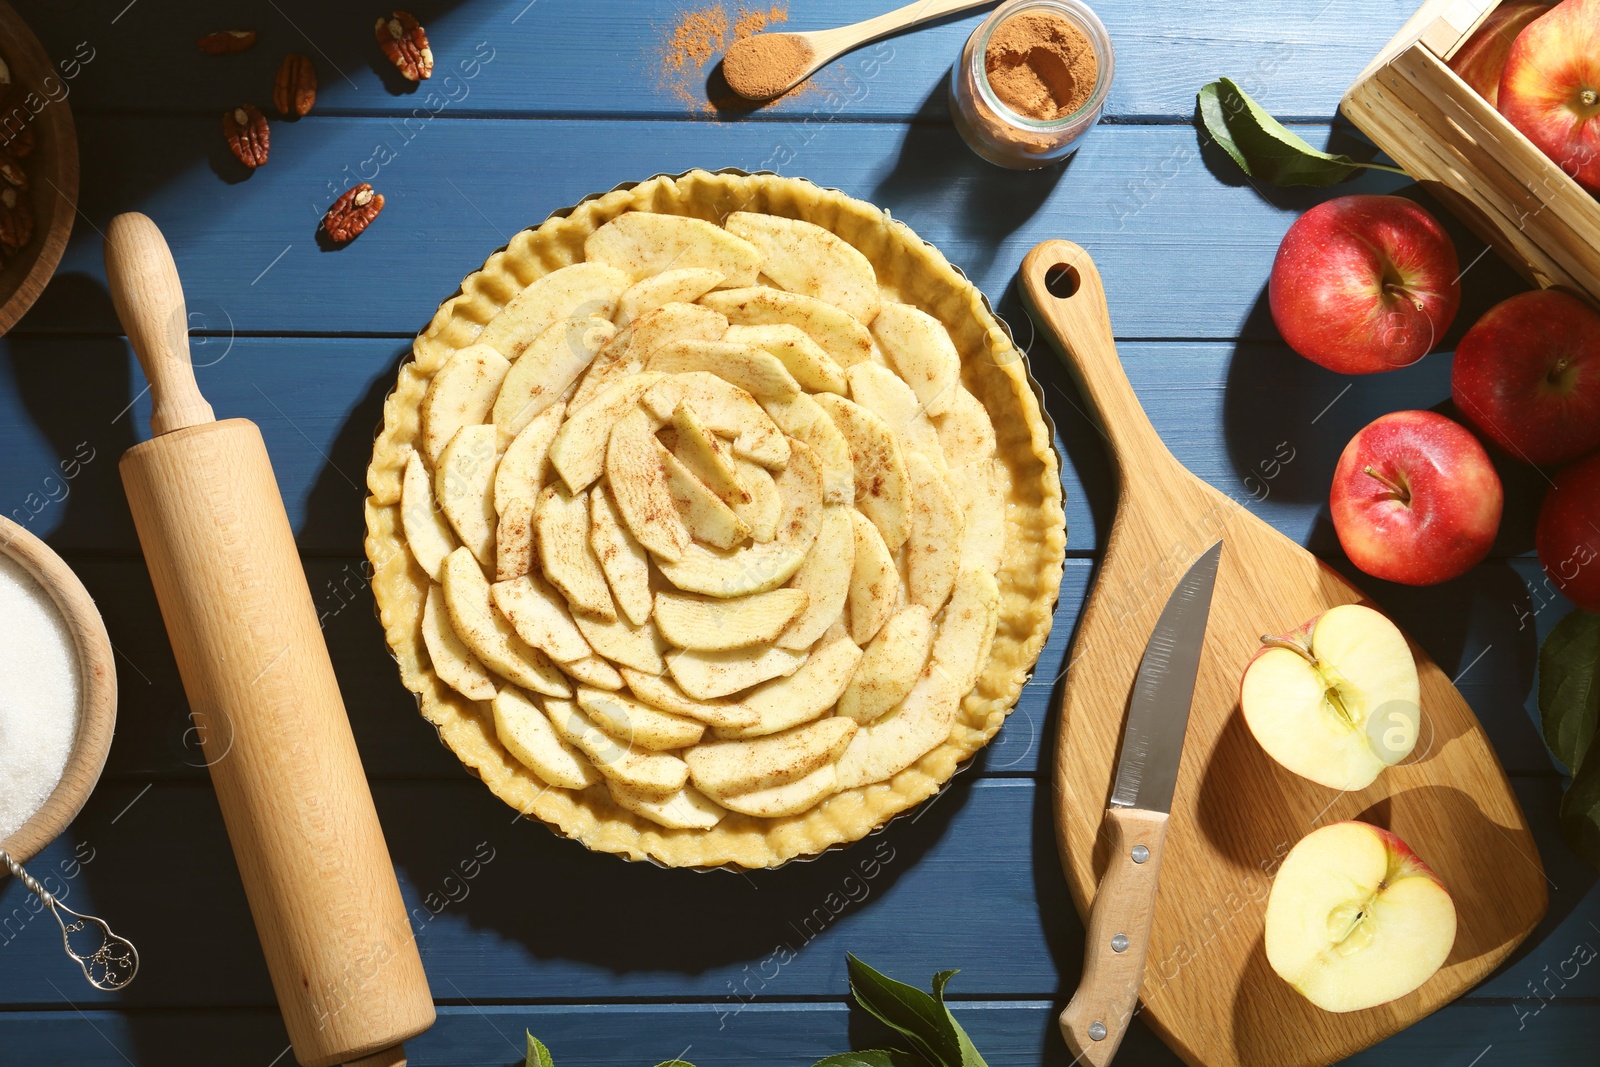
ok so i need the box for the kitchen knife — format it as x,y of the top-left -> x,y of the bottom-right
1059,540 -> 1222,1065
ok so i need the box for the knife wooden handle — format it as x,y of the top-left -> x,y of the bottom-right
1060,807 -> 1170,1065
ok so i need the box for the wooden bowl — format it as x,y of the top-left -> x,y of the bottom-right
0,0 -> 78,337
0,516 -> 115,865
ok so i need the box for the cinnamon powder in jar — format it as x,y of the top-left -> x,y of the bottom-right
984,11 -> 1097,120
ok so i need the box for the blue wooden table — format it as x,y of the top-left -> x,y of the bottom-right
0,2 -> 1592,1064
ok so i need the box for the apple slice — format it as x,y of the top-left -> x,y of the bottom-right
422,585 -> 496,702
492,686 -> 600,790
435,424 -> 500,567
871,302 -> 961,417
493,403 -> 564,581
657,440 -> 752,549
952,458 -> 1008,574
641,372 -> 789,469
905,451 -> 964,613
440,547 -> 570,698
588,485 -> 653,627
401,451 -> 458,581
716,762 -> 838,818
933,386 -> 997,467
815,392 -> 911,551
477,262 -> 629,362
713,624 -> 862,739
776,505 -> 854,650
1240,604 -> 1421,790
724,212 -> 881,324
847,508 -> 900,645
725,323 -> 847,394
620,668 -> 759,730
419,343 -> 510,464
761,393 -> 854,504
931,568 -> 1000,695
1265,821 -> 1456,1012
731,457 -> 781,542
656,440 -> 824,598
535,485 -> 617,620
655,588 -> 809,651
615,267 -> 724,326
700,286 -> 873,368
584,213 -> 762,286
667,401 -> 747,507
564,654 -> 624,691
577,686 -> 704,751
846,362 -> 948,477
686,715 -> 857,798
607,779 -> 725,829
548,372 -> 666,494
545,697 -> 688,797
667,643 -> 809,700
605,408 -> 693,562
491,316 -> 614,440
490,572 -> 593,663
570,303 -> 726,411
837,605 -> 934,724
647,339 -> 802,399
573,611 -> 666,675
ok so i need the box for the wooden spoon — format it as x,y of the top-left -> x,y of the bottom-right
722,0 -> 998,101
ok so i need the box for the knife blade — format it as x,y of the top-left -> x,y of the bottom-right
1059,540 -> 1222,1066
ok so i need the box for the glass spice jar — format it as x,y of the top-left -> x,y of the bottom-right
949,0 -> 1115,169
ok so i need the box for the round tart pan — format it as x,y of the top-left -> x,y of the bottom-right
364,169 -> 1066,870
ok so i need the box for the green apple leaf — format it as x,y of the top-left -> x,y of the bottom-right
810,1052 -> 909,1067
1196,78 -> 1405,187
526,1032 -> 556,1067
844,955 -> 988,1067
1540,609 -> 1600,773
1560,732 -> 1600,868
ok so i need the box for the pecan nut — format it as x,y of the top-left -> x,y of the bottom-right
3,123 -> 35,159
0,186 -> 34,256
222,105 -> 269,168
322,184 -> 384,243
197,30 -> 257,55
375,11 -> 433,81
0,156 -> 25,191
273,53 -> 317,117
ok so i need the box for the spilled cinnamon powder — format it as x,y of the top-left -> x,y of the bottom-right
654,4 -> 796,113
984,10 -> 1097,120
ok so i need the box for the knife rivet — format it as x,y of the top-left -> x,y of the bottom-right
1089,1022 -> 1107,1041
1111,933 -> 1129,953
1131,844 -> 1150,864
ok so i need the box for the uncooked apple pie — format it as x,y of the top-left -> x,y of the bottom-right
365,171 -> 1064,868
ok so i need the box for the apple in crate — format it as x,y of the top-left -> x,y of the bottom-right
1266,822 -> 1457,1013
1330,411 -> 1502,585
1240,604 -> 1420,790
1498,0 -> 1600,193
1536,450 -> 1600,611
1269,195 -> 1460,374
1448,0 -> 1552,107
1452,290 -> 1600,466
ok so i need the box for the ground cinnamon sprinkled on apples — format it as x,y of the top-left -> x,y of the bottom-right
984,10 -> 1097,120
654,4 -> 792,113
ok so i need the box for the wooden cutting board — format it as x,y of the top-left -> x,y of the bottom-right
1020,240 -> 1547,1067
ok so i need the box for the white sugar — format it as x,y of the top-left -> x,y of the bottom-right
0,553 -> 80,841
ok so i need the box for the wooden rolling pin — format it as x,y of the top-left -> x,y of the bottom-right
109,213 -> 434,1067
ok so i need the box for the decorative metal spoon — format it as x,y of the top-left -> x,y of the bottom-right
1,848 -> 139,990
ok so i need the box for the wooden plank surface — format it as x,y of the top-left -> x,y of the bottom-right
1,1 -> 1596,1064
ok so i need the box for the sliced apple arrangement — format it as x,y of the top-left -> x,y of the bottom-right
365,177 -> 1068,869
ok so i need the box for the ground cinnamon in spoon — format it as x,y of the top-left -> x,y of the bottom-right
984,10 -> 1097,120
723,32 -> 814,100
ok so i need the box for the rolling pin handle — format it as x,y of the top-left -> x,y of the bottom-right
104,212 -> 216,436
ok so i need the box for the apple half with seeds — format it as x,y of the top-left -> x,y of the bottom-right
1240,604 -> 1420,791
1266,821 -> 1456,1012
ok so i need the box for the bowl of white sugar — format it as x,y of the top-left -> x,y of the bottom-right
0,515 -> 116,865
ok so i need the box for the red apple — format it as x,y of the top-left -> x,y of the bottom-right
1265,822 -> 1456,1013
1498,0 -> 1600,193
1330,411 -> 1503,585
1452,290 -> 1600,465
1449,0 -> 1553,107
1270,195 -> 1461,374
1536,450 -> 1600,611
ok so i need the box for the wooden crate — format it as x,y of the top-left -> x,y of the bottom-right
1341,0 -> 1600,304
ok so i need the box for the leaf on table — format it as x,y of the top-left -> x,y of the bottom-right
1196,77 -> 1399,187
1540,609 -> 1600,773
810,1052 -> 908,1067
1560,733 -> 1600,869
845,954 -> 988,1067
526,1032 -> 556,1067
